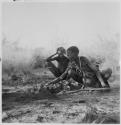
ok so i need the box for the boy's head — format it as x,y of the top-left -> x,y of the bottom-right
67,46 -> 79,60
57,47 -> 66,56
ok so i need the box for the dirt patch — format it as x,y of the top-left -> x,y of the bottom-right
2,70 -> 120,123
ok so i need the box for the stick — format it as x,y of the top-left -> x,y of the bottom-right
57,87 -> 110,95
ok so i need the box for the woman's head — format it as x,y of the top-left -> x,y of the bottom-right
67,46 -> 79,60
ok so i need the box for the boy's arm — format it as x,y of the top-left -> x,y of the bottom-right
46,67 -> 69,86
46,53 -> 57,62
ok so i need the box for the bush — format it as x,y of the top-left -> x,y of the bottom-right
30,55 -> 45,69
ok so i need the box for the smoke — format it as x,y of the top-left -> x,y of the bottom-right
2,38 -> 33,66
52,33 -> 120,70
2,37 -> 48,73
87,33 -> 120,70
2,33 -> 120,72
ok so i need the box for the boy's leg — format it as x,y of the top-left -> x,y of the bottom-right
47,61 -> 61,77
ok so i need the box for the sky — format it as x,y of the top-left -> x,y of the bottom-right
2,2 -> 120,50
2,1 -> 120,69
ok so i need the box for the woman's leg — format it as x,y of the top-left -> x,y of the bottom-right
100,68 -> 112,87
101,68 -> 112,80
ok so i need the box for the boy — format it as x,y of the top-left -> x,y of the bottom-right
47,46 -> 111,88
46,47 -> 69,77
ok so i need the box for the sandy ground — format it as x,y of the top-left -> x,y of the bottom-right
2,69 -> 120,123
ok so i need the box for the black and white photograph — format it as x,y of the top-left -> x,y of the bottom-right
1,0 -> 120,123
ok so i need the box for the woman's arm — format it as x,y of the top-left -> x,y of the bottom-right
86,58 -> 106,87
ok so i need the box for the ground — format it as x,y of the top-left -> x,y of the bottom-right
2,68 -> 120,123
